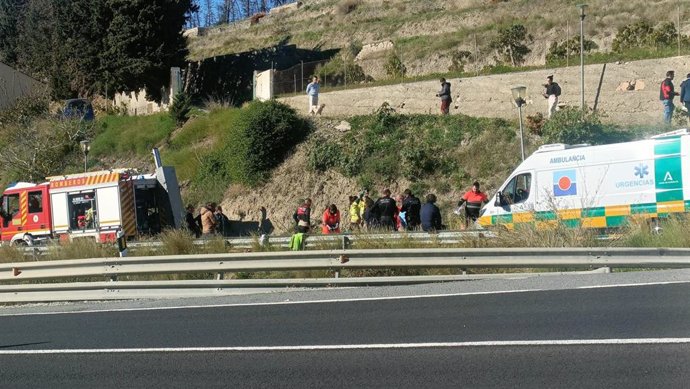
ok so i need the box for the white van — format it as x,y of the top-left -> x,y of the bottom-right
478,129 -> 690,230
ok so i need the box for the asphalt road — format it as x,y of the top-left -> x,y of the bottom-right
1,276 -> 690,387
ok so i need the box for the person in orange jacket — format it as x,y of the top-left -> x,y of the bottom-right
321,204 -> 341,234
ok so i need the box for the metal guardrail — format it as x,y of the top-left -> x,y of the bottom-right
0,247 -> 688,303
13,231 -> 495,256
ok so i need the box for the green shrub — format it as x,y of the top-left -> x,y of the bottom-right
384,52 -> 407,78
541,107 -> 633,145
546,36 -> 598,63
612,20 -> 681,52
307,136 -> 343,171
169,92 -> 192,125
489,24 -> 533,66
197,100 -> 311,187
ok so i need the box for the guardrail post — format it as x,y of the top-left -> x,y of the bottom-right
342,236 -> 351,250
216,273 -> 224,280
117,229 -> 128,257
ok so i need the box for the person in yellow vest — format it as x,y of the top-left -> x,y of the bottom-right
348,195 -> 361,230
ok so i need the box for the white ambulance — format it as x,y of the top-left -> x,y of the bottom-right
478,129 -> 690,230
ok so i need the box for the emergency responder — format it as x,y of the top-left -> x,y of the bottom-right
371,189 -> 398,230
456,181 -> 489,229
401,189 -> 421,230
293,198 -> 312,233
321,204 -> 341,234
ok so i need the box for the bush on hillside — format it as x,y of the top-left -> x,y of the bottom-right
384,52 -> 407,78
169,92 -> 192,125
546,36 -> 598,63
541,107 -> 630,145
197,101 -> 311,187
612,21 -> 682,52
307,135 -> 343,172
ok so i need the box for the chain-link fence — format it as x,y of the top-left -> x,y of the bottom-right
273,59 -> 328,96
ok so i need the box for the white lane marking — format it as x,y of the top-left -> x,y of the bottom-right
0,289 -> 542,317
1,339 -> 690,354
1,279 -> 690,318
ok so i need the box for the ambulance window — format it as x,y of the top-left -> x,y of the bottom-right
68,192 -> 98,230
4,194 -> 19,217
28,192 -> 42,213
502,173 -> 532,204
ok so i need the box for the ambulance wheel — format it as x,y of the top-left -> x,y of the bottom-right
12,240 -> 27,246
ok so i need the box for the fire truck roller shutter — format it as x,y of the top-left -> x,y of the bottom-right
96,186 -> 121,229
50,192 -> 69,233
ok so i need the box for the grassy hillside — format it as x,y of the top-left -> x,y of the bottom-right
188,0 -> 687,78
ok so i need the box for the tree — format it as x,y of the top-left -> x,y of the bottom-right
384,52 -> 406,78
489,24 -> 533,66
100,0 -> 192,101
0,0 -> 26,65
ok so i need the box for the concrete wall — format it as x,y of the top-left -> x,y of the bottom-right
254,69 -> 273,101
279,56 -> 690,126
113,67 -> 182,116
0,62 -> 45,111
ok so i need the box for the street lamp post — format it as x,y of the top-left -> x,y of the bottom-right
80,140 -> 91,173
511,85 -> 527,161
577,4 -> 587,111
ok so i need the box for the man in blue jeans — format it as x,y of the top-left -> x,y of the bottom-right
660,70 -> 679,124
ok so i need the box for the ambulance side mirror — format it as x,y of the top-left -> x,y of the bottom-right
494,192 -> 503,207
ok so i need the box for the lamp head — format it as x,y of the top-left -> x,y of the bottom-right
576,3 -> 587,17
80,140 -> 91,154
511,85 -> 527,107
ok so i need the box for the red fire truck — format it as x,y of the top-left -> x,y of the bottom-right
0,149 -> 183,245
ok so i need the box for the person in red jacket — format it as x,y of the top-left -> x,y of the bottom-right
456,181 -> 488,229
660,70 -> 679,124
321,204 -> 341,234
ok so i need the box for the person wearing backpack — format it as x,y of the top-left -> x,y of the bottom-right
543,75 -> 561,118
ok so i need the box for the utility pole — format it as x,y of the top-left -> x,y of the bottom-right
678,0 -> 682,57
577,4 -> 588,111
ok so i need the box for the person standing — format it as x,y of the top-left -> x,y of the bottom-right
660,70 -> 679,125
456,181 -> 489,229
543,75 -> 561,118
420,193 -> 444,232
214,205 -> 228,236
680,73 -> 690,125
185,204 -> 201,238
293,198 -> 312,233
401,189 -> 421,230
321,204 -> 341,234
306,76 -> 320,115
371,188 -> 398,230
200,202 -> 217,237
436,78 -> 452,115
348,195 -> 362,230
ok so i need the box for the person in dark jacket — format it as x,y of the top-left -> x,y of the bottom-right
401,189 -> 421,230
436,78 -> 452,115
660,70 -> 679,124
420,193 -> 444,232
680,73 -> 690,125
185,204 -> 201,238
371,188 -> 398,230
293,198 -> 312,233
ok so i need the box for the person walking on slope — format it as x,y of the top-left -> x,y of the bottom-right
371,188 -> 399,230
401,189 -> 421,230
456,181 -> 489,229
660,70 -> 679,125
543,75 -> 561,118
436,78 -> 452,115
680,73 -> 690,125
321,204 -> 341,234
306,76 -> 320,115
293,198 -> 312,233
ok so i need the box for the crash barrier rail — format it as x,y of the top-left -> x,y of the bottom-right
14,230 -> 497,256
0,247 -> 688,303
